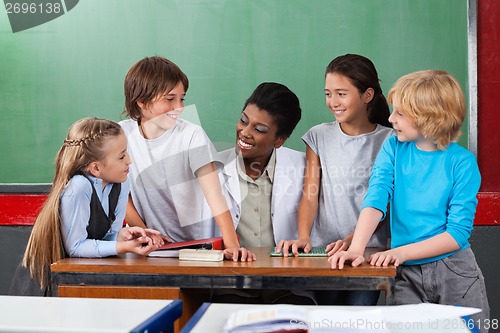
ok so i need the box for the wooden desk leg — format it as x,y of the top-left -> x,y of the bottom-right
178,288 -> 211,328
377,279 -> 395,305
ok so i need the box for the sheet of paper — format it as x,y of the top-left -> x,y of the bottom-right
383,303 -> 481,322
308,308 -> 388,332
222,303 -> 481,333
147,250 -> 179,258
308,303 -> 481,333
224,305 -> 308,333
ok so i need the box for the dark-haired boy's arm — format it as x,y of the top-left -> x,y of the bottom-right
196,162 -> 256,261
125,195 -> 147,229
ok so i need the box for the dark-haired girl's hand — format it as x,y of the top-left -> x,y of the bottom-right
276,238 -> 312,257
223,246 -> 257,262
325,239 -> 349,257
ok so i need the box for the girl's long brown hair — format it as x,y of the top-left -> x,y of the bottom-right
326,54 -> 392,128
22,117 -> 122,290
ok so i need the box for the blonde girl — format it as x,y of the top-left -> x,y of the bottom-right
12,117 -> 162,296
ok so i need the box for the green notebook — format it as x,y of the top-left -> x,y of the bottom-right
269,246 -> 328,257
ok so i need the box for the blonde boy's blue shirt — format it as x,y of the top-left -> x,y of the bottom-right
362,136 -> 481,265
60,175 -> 129,258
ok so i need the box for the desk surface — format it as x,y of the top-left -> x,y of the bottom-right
51,247 -> 396,303
51,247 -> 396,277
0,296 -> 181,333
181,303 -> 475,333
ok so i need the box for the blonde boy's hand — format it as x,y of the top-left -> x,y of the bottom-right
223,247 -> 257,262
325,239 -> 349,257
276,239 -> 312,257
328,250 -> 365,269
369,249 -> 404,267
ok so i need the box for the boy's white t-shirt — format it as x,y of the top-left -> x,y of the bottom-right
120,118 -> 219,242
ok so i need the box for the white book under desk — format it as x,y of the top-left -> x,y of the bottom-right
0,296 -> 182,333
181,303 -> 480,333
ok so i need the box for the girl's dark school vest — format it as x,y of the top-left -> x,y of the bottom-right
9,176 -> 121,297
85,176 -> 121,240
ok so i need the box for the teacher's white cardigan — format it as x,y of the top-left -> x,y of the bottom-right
214,147 -> 307,243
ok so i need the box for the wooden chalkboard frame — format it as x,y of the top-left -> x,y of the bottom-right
467,0 -> 478,156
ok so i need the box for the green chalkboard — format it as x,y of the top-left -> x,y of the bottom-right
0,0 -> 469,183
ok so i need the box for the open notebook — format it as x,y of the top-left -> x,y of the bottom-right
223,303 -> 482,333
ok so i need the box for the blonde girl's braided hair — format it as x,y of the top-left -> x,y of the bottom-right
22,117 -> 122,290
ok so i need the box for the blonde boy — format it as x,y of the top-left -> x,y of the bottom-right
330,70 -> 489,330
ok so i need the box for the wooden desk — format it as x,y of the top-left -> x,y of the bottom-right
0,296 -> 181,333
51,247 -> 395,329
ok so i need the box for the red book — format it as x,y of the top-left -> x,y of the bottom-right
148,237 -> 224,258
158,236 -> 224,251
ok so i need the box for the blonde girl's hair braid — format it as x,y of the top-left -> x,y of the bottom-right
22,117 -> 122,290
